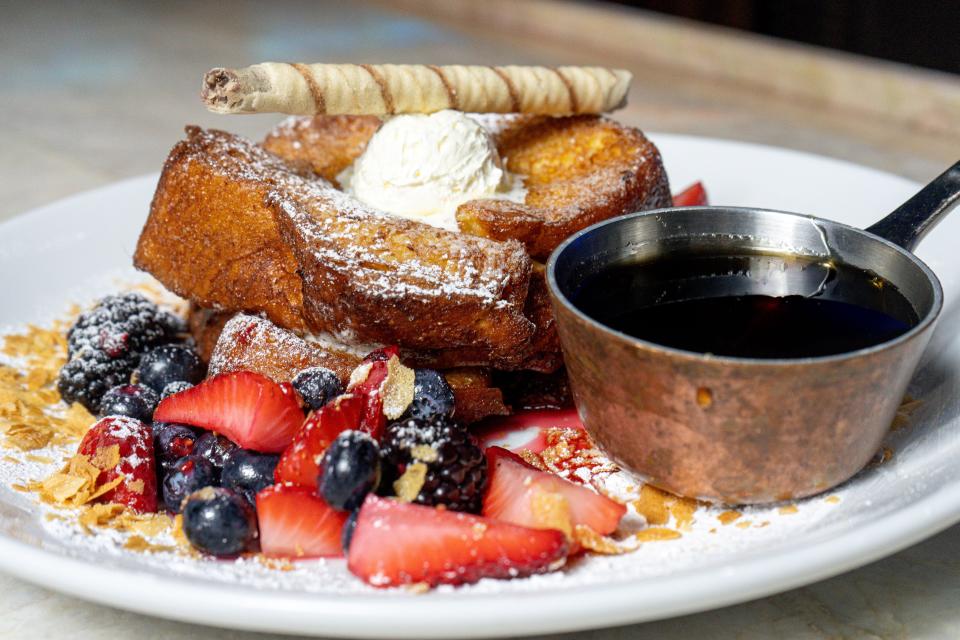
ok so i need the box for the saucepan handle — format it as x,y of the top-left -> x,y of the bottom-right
866,160 -> 960,252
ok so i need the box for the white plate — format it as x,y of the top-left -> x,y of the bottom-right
1,134 -> 959,639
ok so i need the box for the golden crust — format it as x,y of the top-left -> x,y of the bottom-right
458,115 -> 671,259
262,115 -> 382,184
268,170 -> 537,360
136,126 -> 547,370
207,313 -> 362,383
133,126 -> 309,332
264,114 -> 671,260
202,312 -> 509,423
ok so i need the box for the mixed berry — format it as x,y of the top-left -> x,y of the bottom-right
58,293 -> 184,412
56,296 -> 627,589
98,384 -> 159,422
138,344 -> 205,393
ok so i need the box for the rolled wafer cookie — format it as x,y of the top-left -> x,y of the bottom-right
202,63 -> 631,116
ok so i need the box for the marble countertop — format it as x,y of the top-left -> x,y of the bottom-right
2,1 -> 959,638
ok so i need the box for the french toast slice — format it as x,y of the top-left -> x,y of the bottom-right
263,115 -> 382,184
262,114 -> 671,260
459,115 -> 671,259
134,126 -> 309,332
206,314 -> 509,424
136,127 -> 544,369
208,313 -> 362,383
266,172 -> 537,361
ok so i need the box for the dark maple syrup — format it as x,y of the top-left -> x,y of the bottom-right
571,251 -> 918,358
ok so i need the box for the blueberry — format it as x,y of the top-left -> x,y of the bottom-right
194,431 -> 239,475
291,367 -> 343,411
138,344 -> 205,393
161,380 -> 194,399
222,450 -> 280,505
402,369 -> 455,421
181,487 -> 258,557
318,430 -> 380,511
162,455 -> 218,512
153,422 -> 199,469
341,509 -> 359,552
98,384 -> 159,422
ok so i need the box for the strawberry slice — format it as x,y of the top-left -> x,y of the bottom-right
475,408 -> 585,454
256,484 -> 348,558
154,371 -> 303,453
483,447 -> 625,536
348,495 -> 569,588
77,416 -> 157,513
274,394 -> 363,487
672,181 -> 708,207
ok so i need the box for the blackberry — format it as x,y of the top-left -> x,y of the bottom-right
67,293 -> 183,361
380,415 -> 487,514
57,348 -> 138,412
58,293 -> 184,412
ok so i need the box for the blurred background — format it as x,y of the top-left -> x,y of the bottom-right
2,0 -> 958,223
616,0 -> 960,74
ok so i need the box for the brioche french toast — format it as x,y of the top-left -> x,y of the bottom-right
136,114 -> 669,379
459,115 -> 672,260
206,314 -> 510,424
135,126 -> 541,369
267,169 -> 536,359
263,113 -> 671,259
135,126 -> 309,333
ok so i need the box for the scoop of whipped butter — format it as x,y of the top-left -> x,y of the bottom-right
337,110 -> 525,231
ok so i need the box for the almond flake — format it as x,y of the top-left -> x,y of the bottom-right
635,527 -> 682,542
393,462 -> 428,501
5,423 -> 53,451
380,357 -> 415,419
574,525 -> 637,555
410,444 -> 438,463
90,444 -> 120,471
124,535 -> 176,554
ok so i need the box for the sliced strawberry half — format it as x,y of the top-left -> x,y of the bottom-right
77,416 -> 157,513
672,181 -> 708,207
475,407 -> 585,454
483,447 -> 625,536
348,495 -> 568,588
154,371 -> 303,453
256,484 -> 348,558
274,394 -> 363,487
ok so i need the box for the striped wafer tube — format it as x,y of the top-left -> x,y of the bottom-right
201,63 -> 631,116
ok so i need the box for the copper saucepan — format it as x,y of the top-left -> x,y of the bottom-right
547,161 -> 960,504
